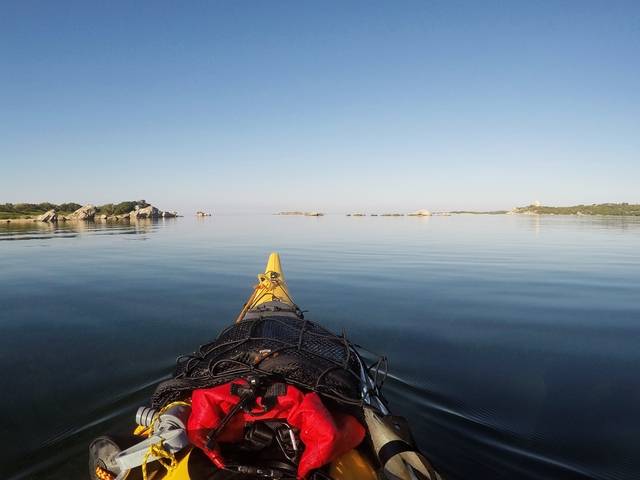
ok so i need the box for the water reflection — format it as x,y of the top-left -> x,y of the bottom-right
0,218 -> 175,241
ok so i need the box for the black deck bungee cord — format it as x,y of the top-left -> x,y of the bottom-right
152,315 -> 389,411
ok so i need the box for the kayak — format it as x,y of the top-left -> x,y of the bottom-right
89,253 -> 443,480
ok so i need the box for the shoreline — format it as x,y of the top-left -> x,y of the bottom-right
6,212 -> 640,225
3,203 -> 640,222
1,216 -> 181,224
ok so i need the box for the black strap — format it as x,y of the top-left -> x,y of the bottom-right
206,387 -> 255,449
244,381 -> 287,414
265,382 -> 287,398
207,378 -> 288,448
378,440 -> 414,467
243,422 -> 275,451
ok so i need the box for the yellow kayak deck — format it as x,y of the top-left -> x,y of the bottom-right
235,252 -> 295,322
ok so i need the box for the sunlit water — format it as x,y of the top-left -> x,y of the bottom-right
1,215 -> 639,480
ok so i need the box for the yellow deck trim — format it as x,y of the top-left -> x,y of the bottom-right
236,252 -> 294,322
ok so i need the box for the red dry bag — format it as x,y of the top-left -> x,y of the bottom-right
187,380 -> 365,478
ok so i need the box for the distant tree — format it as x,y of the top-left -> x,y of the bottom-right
97,203 -> 115,215
95,200 -> 151,215
37,202 -> 58,211
14,203 -> 37,212
112,202 -> 137,214
58,202 -> 82,212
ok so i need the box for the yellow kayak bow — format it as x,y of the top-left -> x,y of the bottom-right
235,252 -> 295,322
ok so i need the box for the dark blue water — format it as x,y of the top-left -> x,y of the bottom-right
1,215 -> 639,480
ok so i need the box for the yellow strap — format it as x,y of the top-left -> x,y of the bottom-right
95,466 -> 115,480
141,401 -> 192,480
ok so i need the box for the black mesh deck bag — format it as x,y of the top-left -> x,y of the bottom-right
151,316 -> 365,410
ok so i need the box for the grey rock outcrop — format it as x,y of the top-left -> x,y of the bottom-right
68,204 -> 97,220
37,209 -> 57,222
129,205 -> 161,219
128,205 -> 177,219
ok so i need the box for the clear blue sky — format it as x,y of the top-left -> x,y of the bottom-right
1,1 -> 639,213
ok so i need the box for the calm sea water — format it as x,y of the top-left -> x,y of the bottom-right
1,215 -> 639,480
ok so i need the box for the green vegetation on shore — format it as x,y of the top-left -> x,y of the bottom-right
0,202 -> 81,219
0,200 -> 150,219
512,203 -> 640,216
94,200 -> 149,216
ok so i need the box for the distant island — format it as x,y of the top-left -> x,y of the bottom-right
508,203 -> 640,216
276,211 -> 324,216
450,210 -> 508,215
275,204 -> 640,217
3,202 -> 639,222
0,200 -> 179,223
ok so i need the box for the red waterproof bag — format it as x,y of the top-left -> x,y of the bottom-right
187,380 -> 365,478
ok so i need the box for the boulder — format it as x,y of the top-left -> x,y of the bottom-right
128,205 -> 178,219
68,204 -> 97,220
37,209 -> 57,222
129,205 -> 162,219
